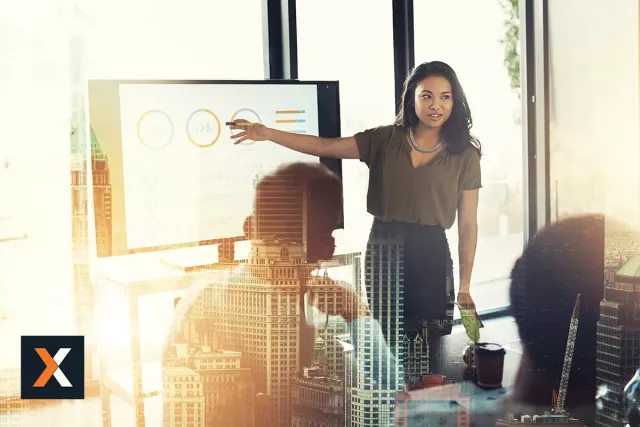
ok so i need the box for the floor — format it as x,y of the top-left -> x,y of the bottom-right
471,278 -> 511,314
1,318 -> 523,427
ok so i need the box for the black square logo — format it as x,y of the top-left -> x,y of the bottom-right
21,336 -> 85,400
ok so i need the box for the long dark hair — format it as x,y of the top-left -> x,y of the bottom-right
395,61 -> 481,155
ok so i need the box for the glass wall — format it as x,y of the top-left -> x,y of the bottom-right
414,0 -> 524,313
547,4 -> 640,426
548,0 -> 640,227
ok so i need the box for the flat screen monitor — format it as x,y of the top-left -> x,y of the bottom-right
87,80 -> 342,257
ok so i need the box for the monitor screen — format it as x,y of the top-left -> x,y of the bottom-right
87,80 -> 342,257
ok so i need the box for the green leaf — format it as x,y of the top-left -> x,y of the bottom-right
498,0 -> 521,98
460,307 -> 481,343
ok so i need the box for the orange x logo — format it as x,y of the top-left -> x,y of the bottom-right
33,348 -> 72,387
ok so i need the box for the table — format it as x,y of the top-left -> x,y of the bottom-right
94,243 -> 362,427
94,244 -> 223,427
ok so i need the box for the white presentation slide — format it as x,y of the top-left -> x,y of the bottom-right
118,83 -> 320,250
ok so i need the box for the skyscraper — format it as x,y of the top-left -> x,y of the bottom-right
164,162 -> 345,426
163,339 -> 255,427
251,169 -> 305,249
70,122 -> 112,383
339,332 -> 354,426
90,128 -> 112,258
596,256 -> 640,427
182,240 -> 315,427
291,336 -> 344,427
349,228 -> 404,426
401,330 -> 430,387
162,366 -> 206,427
306,273 -> 349,378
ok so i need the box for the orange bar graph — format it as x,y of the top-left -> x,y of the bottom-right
275,110 -> 305,114
276,119 -> 302,123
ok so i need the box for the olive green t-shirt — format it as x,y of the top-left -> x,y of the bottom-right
354,124 -> 482,230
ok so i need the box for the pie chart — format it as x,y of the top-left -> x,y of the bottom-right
137,110 -> 174,150
230,108 -> 262,146
186,109 -> 222,148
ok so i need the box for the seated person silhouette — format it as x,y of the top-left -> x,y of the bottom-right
161,162 -> 373,427
394,215 -> 607,427
499,214 -> 607,426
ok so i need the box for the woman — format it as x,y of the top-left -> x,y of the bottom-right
229,61 -> 481,376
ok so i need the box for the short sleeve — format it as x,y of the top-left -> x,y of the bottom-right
462,149 -> 482,190
354,126 -> 393,167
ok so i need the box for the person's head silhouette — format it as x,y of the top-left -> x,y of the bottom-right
242,162 -> 343,263
509,214 -> 605,424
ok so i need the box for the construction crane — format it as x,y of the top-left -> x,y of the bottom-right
555,293 -> 581,414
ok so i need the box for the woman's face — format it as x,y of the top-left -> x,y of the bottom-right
413,75 -> 454,129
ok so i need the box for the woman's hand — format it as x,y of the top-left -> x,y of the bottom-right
228,119 -> 270,144
457,291 -> 476,311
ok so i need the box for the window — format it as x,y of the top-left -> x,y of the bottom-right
548,0 -> 640,227
414,0 -> 524,314
84,0 -> 264,80
0,0 -> 266,399
84,0 -> 266,359
0,2 -> 76,385
297,0 -> 396,252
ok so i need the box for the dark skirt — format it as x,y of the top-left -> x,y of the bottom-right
365,218 -> 455,341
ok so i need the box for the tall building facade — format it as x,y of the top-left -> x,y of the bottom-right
339,332 -> 354,426
348,228 -> 404,426
251,169 -> 305,249
164,336 -> 255,427
162,366 -> 206,427
306,274 -> 349,378
291,371 -> 343,427
70,123 -> 112,384
256,393 -> 277,427
291,336 -> 344,427
596,256 -> 640,427
69,8 -> 112,346
167,160 -> 349,426
401,331 -> 430,387
184,240 -> 316,427
191,349 -> 255,427
90,130 -> 112,258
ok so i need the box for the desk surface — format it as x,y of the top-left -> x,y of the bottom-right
103,362 -> 163,405
94,241 -> 360,294
95,245 -> 220,285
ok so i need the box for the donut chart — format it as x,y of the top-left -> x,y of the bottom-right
230,108 -> 262,146
137,110 -> 174,150
186,109 -> 222,148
